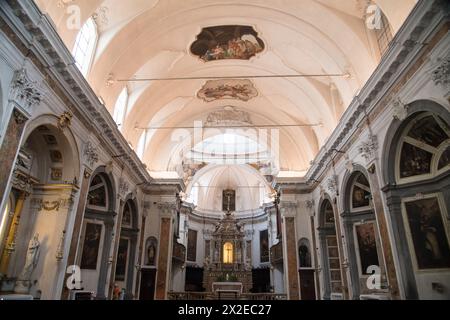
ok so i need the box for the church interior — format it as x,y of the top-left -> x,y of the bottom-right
0,0 -> 449,300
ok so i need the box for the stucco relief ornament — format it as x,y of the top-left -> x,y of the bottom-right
205,106 -> 252,126
326,175 -> 338,195
431,57 -> 450,88
83,142 -> 99,167
358,134 -> 378,163
391,98 -> 407,121
118,178 -> 129,198
92,6 -> 109,32
10,68 -> 42,113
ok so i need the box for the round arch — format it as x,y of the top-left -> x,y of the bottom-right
381,99 -> 450,300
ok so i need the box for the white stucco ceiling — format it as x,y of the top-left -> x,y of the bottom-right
36,0 -> 416,210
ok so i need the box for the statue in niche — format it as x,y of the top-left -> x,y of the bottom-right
20,234 -> 40,280
14,234 -> 40,294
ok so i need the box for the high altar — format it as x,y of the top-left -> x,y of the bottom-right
203,211 -> 252,293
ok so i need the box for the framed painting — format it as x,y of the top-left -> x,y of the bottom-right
80,223 -> 102,270
187,229 -> 197,262
354,222 -> 380,276
403,195 -> 450,270
260,229 -> 269,263
115,238 -> 129,281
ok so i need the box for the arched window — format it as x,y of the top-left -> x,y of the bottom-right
375,9 -> 393,55
350,172 -> 372,210
396,113 -> 449,184
384,104 -> 450,298
122,200 -> 132,227
72,17 -> 98,76
87,174 -> 108,210
113,87 -> 129,131
223,242 -> 233,264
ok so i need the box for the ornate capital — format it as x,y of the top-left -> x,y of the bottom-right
326,175 -> 338,196
391,98 -> 407,121
157,202 -> 176,217
358,134 -> 378,163
118,177 -> 129,199
432,56 -> 450,88
9,68 -> 42,113
83,142 -> 99,167
305,199 -> 315,217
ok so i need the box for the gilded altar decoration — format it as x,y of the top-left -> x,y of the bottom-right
190,25 -> 264,62
197,79 -> 258,102
57,111 -> 73,130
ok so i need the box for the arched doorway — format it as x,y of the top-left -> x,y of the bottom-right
383,100 -> 450,299
0,119 -> 79,299
77,168 -> 115,299
317,198 -> 343,299
113,198 -> 138,299
342,170 -> 386,299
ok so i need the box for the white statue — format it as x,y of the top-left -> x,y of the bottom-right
19,233 -> 40,281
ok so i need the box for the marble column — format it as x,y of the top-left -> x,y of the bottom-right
61,168 -> 92,300
155,203 -> 175,300
0,110 -> 27,213
359,133 -> 400,299
367,163 -> 400,299
281,203 -> 300,300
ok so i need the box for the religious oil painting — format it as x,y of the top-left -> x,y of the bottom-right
80,223 -> 102,270
145,236 -> 158,266
404,197 -> 450,269
352,173 -> 371,208
187,229 -> 197,262
190,25 -> 264,62
197,79 -> 258,102
115,238 -> 129,281
355,222 -> 380,275
260,229 -> 269,263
